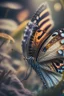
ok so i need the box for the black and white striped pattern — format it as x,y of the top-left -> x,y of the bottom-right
31,2 -> 54,33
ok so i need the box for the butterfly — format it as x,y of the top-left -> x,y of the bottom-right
22,2 -> 64,88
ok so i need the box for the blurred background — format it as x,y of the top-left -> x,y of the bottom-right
0,0 -> 64,95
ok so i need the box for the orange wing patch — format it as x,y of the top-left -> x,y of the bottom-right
32,22 -> 53,48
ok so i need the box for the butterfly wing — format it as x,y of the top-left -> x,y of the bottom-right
37,29 -> 64,73
27,57 -> 62,88
22,3 -> 62,88
22,2 -> 54,59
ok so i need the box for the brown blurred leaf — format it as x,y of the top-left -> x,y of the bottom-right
0,33 -> 15,42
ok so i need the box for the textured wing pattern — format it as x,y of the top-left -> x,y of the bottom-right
22,3 -> 63,88
22,2 -> 54,58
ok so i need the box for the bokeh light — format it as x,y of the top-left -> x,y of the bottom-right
17,9 -> 30,22
54,3 -> 62,11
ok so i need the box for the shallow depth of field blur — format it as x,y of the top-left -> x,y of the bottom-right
0,0 -> 64,95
